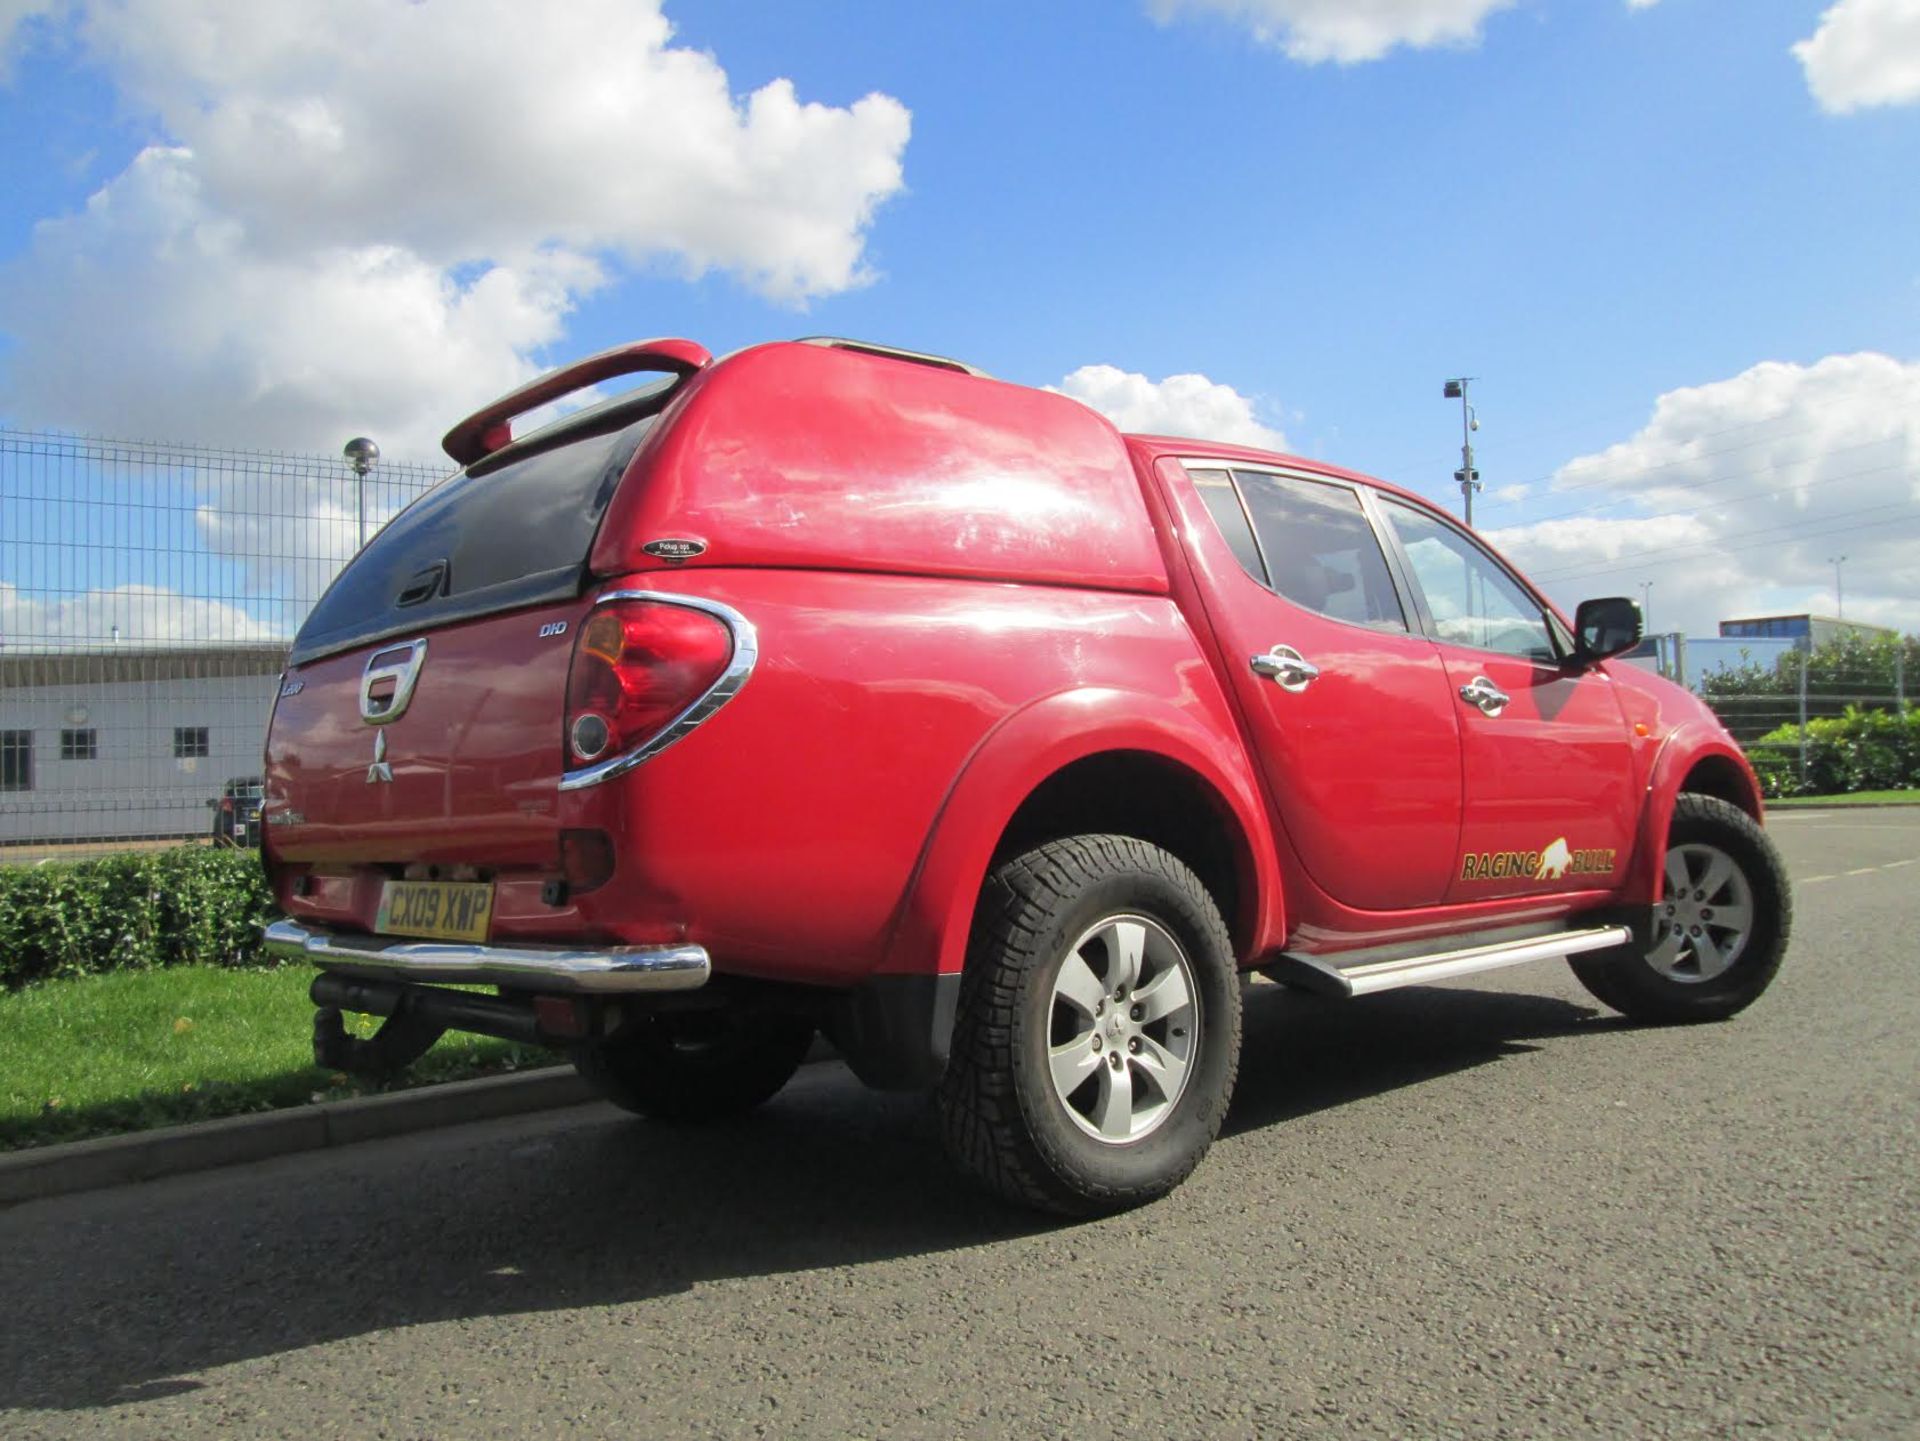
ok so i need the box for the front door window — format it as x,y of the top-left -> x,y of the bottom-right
1381,500 -> 1557,662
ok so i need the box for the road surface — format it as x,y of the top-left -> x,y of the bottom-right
3,809 -> 1916,1438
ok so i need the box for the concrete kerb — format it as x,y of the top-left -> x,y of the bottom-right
1768,800 -> 1920,810
0,1067 -> 594,1208
0,1035 -> 843,1207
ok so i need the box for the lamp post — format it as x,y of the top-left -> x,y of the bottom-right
1641,581 -> 1653,633
1442,378 -> 1480,526
343,437 -> 380,552
1828,554 -> 1846,619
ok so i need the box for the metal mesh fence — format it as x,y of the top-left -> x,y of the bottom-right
4,424 -> 1912,855
1,429 -> 448,859
1693,645 -> 1913,797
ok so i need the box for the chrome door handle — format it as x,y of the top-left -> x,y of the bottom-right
1458,676 -> 1510,716
1250,645 -> 1320,693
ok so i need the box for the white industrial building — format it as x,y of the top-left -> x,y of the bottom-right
0,644 -> 285,848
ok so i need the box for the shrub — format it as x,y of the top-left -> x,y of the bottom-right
0,847 -> 278,991
1746,706 -> 1920,797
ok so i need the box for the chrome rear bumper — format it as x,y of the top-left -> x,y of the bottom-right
263,918 -> 710,994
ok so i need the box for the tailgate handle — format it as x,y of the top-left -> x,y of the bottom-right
360,639 -> 429,724
395,560 -> 449,608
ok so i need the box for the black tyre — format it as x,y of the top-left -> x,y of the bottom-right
1570,794 -> 1792,1023
938,835 -> 1241,1216
572,1008 -> 815,1122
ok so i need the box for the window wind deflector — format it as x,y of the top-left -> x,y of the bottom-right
395,560 -> 449,608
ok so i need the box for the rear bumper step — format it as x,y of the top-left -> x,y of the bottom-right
1269,924 -> 1632,999
264,918 -> 710,994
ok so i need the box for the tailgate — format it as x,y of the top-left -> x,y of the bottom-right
264,412 -> 663,868
264,601 -> 584,866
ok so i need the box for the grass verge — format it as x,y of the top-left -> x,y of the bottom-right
2,965 -> 557,1152
1769,789 -> 1920,808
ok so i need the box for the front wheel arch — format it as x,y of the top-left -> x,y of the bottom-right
1571,793 -> 1790,1023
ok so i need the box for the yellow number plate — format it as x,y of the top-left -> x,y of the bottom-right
374,881 -> 494,943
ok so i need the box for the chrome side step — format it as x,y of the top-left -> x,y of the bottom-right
1270,925 -> 1631,999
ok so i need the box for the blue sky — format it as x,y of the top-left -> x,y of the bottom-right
0,0 -> 1916,644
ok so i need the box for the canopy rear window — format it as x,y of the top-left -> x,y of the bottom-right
291,415 -> 654,665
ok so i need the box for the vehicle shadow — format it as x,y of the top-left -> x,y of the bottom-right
0,984 -> 1612,1413
1224,981 -> 1609,1137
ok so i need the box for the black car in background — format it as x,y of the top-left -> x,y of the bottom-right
209,776 -> 264,847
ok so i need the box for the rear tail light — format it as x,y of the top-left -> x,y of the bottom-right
564,598 -> 736,770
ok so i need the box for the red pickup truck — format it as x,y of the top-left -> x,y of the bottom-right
262,336 -> 1790,1214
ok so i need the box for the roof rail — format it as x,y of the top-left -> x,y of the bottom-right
794,336 -> 990,379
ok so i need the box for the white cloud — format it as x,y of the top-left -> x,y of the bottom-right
0,0 -> 910,453
1053,364 -> 1288,450
2,147 -> 594,456
1486,353 -> 1920,636
1792,0 -> 1920,113
1147,0 -> 1518,64
0,581 -> 282,648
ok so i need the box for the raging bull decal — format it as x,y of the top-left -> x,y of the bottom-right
1536,837 -> 1573,880
1459,835 -> 1616,883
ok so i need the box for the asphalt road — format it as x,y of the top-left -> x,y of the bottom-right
3,811 -> 1916,1439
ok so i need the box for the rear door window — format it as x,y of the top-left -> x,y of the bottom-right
1232,470 -> 1407,632
1186,467 -> 1268,584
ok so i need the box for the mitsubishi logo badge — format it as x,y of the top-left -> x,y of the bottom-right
366,729 -> 393,784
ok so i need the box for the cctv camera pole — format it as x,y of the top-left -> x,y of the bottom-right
1443,378 -> 1479,526
343,437 -> 381,551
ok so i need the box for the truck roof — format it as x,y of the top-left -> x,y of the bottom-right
589,339 -> 1171,594
1121,433 -> 1432,511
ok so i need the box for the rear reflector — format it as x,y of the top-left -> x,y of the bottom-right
560,828 -> 616,893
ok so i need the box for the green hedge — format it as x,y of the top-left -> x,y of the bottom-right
1746,706 -> 1920,799
0,847 -> 279,991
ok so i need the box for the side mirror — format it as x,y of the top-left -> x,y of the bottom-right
1573,596 -> 1643,664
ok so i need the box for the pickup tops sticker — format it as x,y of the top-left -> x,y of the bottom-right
1460,835 -> 1617,883
643,538 -> 707,562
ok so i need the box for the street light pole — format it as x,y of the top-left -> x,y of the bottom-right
1828,554 -> 1846,619
1442,378 -> 1479,526
343,437 -> 380,552
1641,580 -> 1653,632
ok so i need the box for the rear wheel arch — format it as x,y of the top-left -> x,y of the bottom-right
989,750 -> 1258,961
879,691 -> 1282,982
